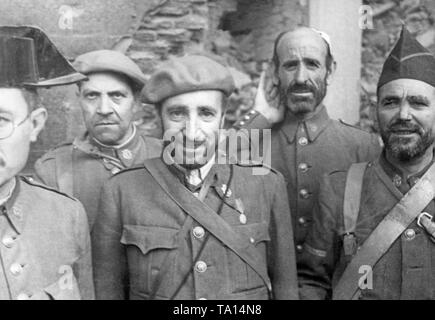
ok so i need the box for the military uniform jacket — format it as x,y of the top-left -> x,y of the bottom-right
235,105 -> 381,259
92,157 -> 298,300
34,127 -> 162,229
0,176 -> 94,300
298,155 -> 435,300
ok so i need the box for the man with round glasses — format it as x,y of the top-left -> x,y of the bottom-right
0,26 -> 94,300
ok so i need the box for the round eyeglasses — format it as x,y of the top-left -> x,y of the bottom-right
0,114 -> 31,140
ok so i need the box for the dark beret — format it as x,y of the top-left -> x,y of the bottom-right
144,55 -> 235,104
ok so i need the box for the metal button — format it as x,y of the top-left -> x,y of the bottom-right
192,226 -> 205,239
298,137 -> 308,146
249,237 -> 255,244
195,261 -> 207,273
10,263 -> 23,276
404,228 -> 415,240
298,163 -> 308,173
16,293 -> 29,300
299,189 -> 310,199
239,121 -> 245,126
298,217 -> 306,225
2,236 -> 15,248
27,177 -> 34,183
244,115 -> 250,120
121,149 -> 132,160
249,110 -> 256,115
198,297 -> 207,300
296,245 -> 303,252
111,167 -> 121,175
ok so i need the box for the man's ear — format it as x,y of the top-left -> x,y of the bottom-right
326,60 -> 337,86
29,107 -> 47,143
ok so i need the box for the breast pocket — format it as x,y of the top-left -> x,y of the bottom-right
120,225 -> 179,295
227,222 -> 271,293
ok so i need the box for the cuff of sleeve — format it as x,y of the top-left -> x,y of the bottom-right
233,109 -> 272,130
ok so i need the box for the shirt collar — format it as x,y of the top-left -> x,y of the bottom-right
280,104 -> 331,143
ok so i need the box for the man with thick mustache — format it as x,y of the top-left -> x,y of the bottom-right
92,55 -> 298,300
34,50 -> 162,229
235,27 -> 381,262
298,27 -> 435,300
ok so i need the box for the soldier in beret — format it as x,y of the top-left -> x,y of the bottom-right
298,27 -> 435,300
92,55 -> 298,300
0,26 -> 93,300
235,27 -> 382,263
34,49 -> 162,229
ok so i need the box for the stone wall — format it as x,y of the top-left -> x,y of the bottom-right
0,0 -> 308,172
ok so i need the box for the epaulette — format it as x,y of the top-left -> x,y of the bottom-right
19,175 -> 76,201
235,160 -> 280,175
338,119 -> 371,133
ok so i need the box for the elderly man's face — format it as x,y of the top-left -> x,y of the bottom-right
161,90 -> 224,170
0,89 -> 46,187
378,79 -> 435,162
406,11 -> 431,36
275,28 -> 332,116
78,72 -> 136,145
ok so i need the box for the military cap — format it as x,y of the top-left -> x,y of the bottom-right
73,50 -> 147,91
378,26 -> 435,89
143,55 -> 235,104
0,25 -> 86,88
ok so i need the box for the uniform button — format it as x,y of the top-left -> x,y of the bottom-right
393,175 -> 402,188
404,228 -> 416,240
192,226 -> 205,239
239,121 -> 245,126
298,163 -> 308,173
27,177 -> 34,183
198,297 -> 207,300
195,261 -> 207,273
299,189 -> 310,199
296,245 -> 303,252
298,217 -> 306,225
121,149 -> 132,160
10,263 -> 23,276
2,236 -> 15,248
111,167 -> 121,175
298,137 -> 308,146
244,115 -> 250,120
16,293 -> 29,300
249,237 -> 255,244
249,109 -> 256,115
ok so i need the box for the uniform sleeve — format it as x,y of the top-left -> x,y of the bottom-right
268,173 -> 298,300
91,180 -> 128,300
297,173 -> 343,300
73,201 -> 95,300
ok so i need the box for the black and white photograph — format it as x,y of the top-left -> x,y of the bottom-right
0,0 -> 434,307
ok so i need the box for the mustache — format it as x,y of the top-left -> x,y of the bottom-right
287,82 -> 316,94
387,121 -> 424,134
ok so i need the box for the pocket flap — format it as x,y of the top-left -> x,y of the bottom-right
120,225 -> 178,255
234,222 -> 270,245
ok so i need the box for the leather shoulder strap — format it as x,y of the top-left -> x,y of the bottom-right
143,159 -> 272,292
333,162 -> 435,300
342,162 -> 368,257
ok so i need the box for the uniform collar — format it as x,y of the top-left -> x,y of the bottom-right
168,156 -> 216,190
280,104 -> 331,143
73,125 -> 142,168
1,177 -> 24,234
378,151 -> 435,192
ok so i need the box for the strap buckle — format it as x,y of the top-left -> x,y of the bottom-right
417,212 -> 433,228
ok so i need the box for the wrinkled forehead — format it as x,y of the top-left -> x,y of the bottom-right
277,30 -> 328,62
378,78 -> 435,98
